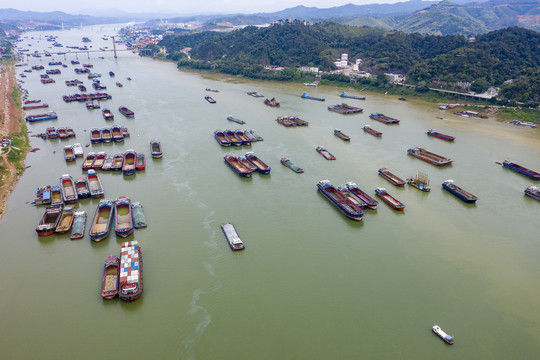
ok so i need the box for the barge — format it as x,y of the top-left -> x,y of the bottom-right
328,103 -> 363,114
375,187 -> 405,210
407,147 -> 453,166
362,125 -> 382,137
369,113 -> 400,124
339,92 -> 365,100
345,182 -> 378,210
426,129 -> 455,142
301,93 -> 325,101
442,180 -> 478,203
221,223 -> 245,251
317,180 -> 364,220
524,186 -> 540,201
502,159 -> 540,180
119,241 -> 143,302
316,146 -> 336,160
378,168 -> 406,186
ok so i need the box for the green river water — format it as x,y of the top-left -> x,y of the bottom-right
1,25 -> 539,359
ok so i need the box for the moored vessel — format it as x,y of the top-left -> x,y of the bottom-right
136,153 -> 145,171
426,129 -> 455,142
150,140 -> 163,158
101,108 -> 114,120
221,223 -> 245,251
235,129 -> 252,146
204,95 -> 216,103
432,324 -> 454,345
122,150 -> 137,175
345,182 -> 378,210
118,241 -> 143,302
362,125 -> 382,137
131,202 -> 147,228
280,157 -> 304,173
55,205 -> 76,234
245,152 -> 271,174
70,210 -> 87,239
111,153 -> 124,171
73,143 -> 83,157
340,92 -> 365,100
63,145 -> 75,162
226,115 -> 245,124
36,205 -> 63,236
100,127 -> 112,143
407,172 -> 431,192
60,174 -> 78,204
224,130 -> 243,146
82,152 -> 96,170
407,147 -> 453,166
90,128 -> 101,144
316,146 -> 336,160
25,111 -> 57,122
442,180 -> 478,203
378,168 -> 406,186
114,196 -> 134,238
524,186 -> 540,201
264,97 -> 280,107
317,180 -> 364,220
301,92 -> 325,101
91,151 -> 107,170
87,169 -> 105,198
224,154 -> 252,177
118,106 -> 134,117
89,199 -> 114,242
111,126 -> 124,142
214,129 -> 232,147
502,159 -> 540,180
375,187 -> 405,210
328,103 -> 362,114
334,129 -> 350,141
74,177 -> 90,199
101,256 -> 120,299
369,113 -> 400,124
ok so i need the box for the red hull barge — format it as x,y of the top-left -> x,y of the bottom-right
407,147 -> 453,166
378,168 -> 406,186
362,125 -> 382,137
426,129 -> 455,142
224,154 -> 252,177
369,113 -> 400,124
375,187 -> 405,210
345,182 -> 378,210
36,205 -> 62,236
317,180 -> 364,220
502,159 -> 540,180
316,146 -> 336,160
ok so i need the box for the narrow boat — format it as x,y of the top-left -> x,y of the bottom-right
426,129 -> 455,142
227,115 -> 246,124
264,98 -> 280,107
247,91 -> 264,97
301,92 -> 325,101
70,210 -> 87,239
281,157 -> 304,173
120,126 -> 130,137
102,108 -> 114,120
442,180 -> 478,203
101,256 -> 120,299
524,186 -> 540,201
224,130 -> 243,146
204,95 -> 216,103
337,185 -> 367,207
205,88 -> 219,92
111,126 -> 124,142
370,113 -> 400,124
102,155 -> 113,171
90,128 -> 101,144
239,156 -> 257,172
23,103 -> 48,110
432,324 -> 454,345
109,71 -> 115,77
63,145 -> 76,162
25,111 -> 57,122
122,150 -> 137,175
50,185 -> 63,206
91,152 -> 107,170
36,205 -> 63,236
363,125 -> 382,137
100,127 -> 112,143
55,205 -> 76,234
86,100 -> 94,109
316,146 -> 336,160
118,241 -> 143,302
244,130 -> 257,142
407,172 -> 431,192
66,127 -> 75,137
92,100 -> 100,109
82,152 -> 96,171
131,202 -> 147,228
345,182 -> 378,210
328,103 -> 363,114
116,82 -> 123,87
214,129 -> 232,147
375,187 -> 405,210
114,196 -> 134,238
407,147 -> 453,166
89,199 -> 114,242
378,168 -> 406,186
248,129 -> 263,141
118,106 -> 134,117
502,159 -> 540,180
340,91 -> 365,100
150,140 -> 163,158
57,127 -> 69,139
136,153 -> 146,171
246,152 -> 271,174
235,129 -> 252,146
334,129 -> 350,141
111,153 -> 124,171
224,154 -> 252,177
87,169 -> 105,198
60,174 -> 78,204
78,84 -> 86,92
74,177 -> 90,199
220,223 -> 245,251
46,127 -> 58,138
317,180 -> 364,220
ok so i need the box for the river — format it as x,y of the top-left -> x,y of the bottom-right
1,24 -> 540,359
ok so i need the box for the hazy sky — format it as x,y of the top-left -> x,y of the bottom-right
11,0 -> 406,15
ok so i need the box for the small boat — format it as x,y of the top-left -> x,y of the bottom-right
136,153 -> 146,171
92,100 -> 100,109
398,97 -> 407,101
101,256 -> 120,299
264,98 -> 280,107
78,84 -> 86,92
87,169 -> 105,198
82,152 -> 96,171
334,129 -> 350,141
23,103 -> 48,110
378,168 -> 406,187
122,150 -> 137,175
36,205 -> 63,236
281,157 -> 304,173
46,127 -> 58,138
50,185 -> 63,206
150,140 -> 163,158
345,182 -> 378,210
407,172 -> 431,192
524,186 -> 540,201
502,159 -> 540,180
235,129 -> 252,146
91,152 -> 107,170
408,147 -> 453,166
246,152 -> 271,174
86,100 -> 94,109
131,202 -> 147,228
340,92 -> 365,100
120,126 -> 130,137
328,103 -> 363,114
247,91 -> 264,97
109,71 -> 115,77
127,77 -> 131,81
66,127 -> 75,137
70,210 -> 87,239
316,146 -> 336,160
426,129 -> 455,142
33,185 -> 52,206
317,180 -> 364,221
74,177 -> 90,199
248,129 -> 263,141
102,155 -> 113,171
244,130 -> 257,142
102,108 -> 114,120
369,113 -> 400,124
375,187 -> 405,210
24,99 -> 41,104
57,127 -> 69,139
111,126 -> 124,142
25,111 -> 58,122
118,106 -> 134,117
116,82 -> 123,87
362,125 -> 382,137
60,174 -> 78,204
63,145 -> 76,162
224,154 -> 252,177
55,205 -> 76,234
205,88 -> 219,92
221,223 -> 245,251
227,115 -> 246,125
205,95 -> 216,104
118,241 -> 143,302
90,128 -> 101,144
100,127 -> 112,143
442,180 -> 478,203
114,196 -> 134,238
89,199 -> 114,242
111,153 -> 124,171
224,130 -> 242,146
432,324 -> 454,345
301,92 -> 325,101
214,129 -> 232,147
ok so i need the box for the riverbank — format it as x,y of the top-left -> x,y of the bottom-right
0,62 -> 29,221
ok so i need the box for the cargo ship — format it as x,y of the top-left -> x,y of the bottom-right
502,159 -> 540,180
25,111 -> 57,122
339,92 -> 365,100
345,182 -> 378,210
369,113 -> 400,124
362,125 -> 382,137
426,129 -> 455,142
317,180 -> 364,220
374,188 -> 405,210
119,241 -> 143,302
378,168 -> 406,186
220,223 -> 245,251
442,180 -> 478,203
407,147 -> 453,166
301,93 -> 325,101
328,103 -> 363,114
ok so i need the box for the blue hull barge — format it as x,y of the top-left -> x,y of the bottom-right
502,159 -> 540,180
25,111 -> 57,122
340,92 -> 365,100
317,180 -> 364,221
442,180 -> 478,203
301,93 -> 325,101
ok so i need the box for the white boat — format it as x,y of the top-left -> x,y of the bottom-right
220,223 -> 245,251
432,324 -> 454,344
73,143 -> 84,157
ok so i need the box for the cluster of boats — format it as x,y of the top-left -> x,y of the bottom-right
81,150 -> 145,174
62,92 -> 112,102
276,116 -> 309,127
89,125 -> 129,143
224,153 -> 271,177
101,241 -> 143,301
317,180 -> 382,220
41,126 -> 75,139
214,129 -> 262,147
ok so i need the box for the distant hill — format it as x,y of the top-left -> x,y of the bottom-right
0,8 -> 125,28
